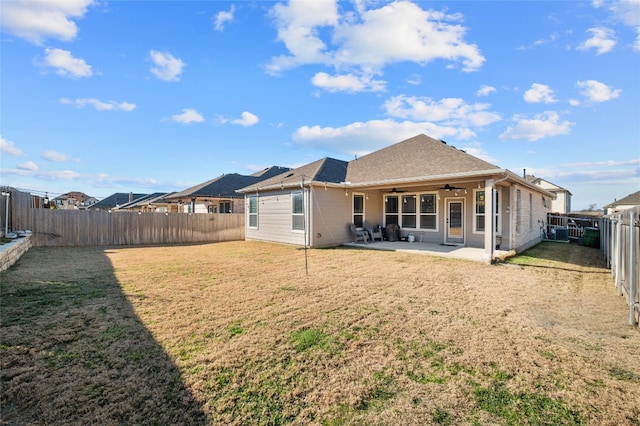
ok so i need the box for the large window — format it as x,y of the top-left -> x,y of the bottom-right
420,194 -> 437,229
353,194 -> 364,227
385,195 -> 399,225
248,195 -> 258,228
402,195 -> 417,228
474,189 -> 500,233
292,191 -> 304,231
385,192 -> 437,230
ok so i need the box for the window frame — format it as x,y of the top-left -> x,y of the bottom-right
353,193 -> 365,228
473,188 -> 501,234
248,194 -> 258,229
384,192 -> 438,231
291,191 -> 305,232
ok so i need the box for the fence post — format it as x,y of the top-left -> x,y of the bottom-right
629,210 -> 637,326
615,214 -> 623,295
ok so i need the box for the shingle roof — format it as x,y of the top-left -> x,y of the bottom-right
345,134 -> 500,184
88,193 -> 148,209
239,158 -> 348,192
168,166 -> 292,199
604,190 -> 640,208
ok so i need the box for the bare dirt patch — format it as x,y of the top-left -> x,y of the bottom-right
1,241 -> 639,425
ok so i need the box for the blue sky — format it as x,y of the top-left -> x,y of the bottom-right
1,0 -> 639,210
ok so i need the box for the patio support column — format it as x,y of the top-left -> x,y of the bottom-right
483,179 -> 495,264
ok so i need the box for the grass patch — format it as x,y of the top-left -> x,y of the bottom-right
290,328 -> 328,352
474,381 -> 585,425
227,320 -> 244,337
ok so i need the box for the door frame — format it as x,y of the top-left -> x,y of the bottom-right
445,197 -> 465,245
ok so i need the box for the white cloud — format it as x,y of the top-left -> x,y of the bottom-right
214,5 -> 235,31
293,119 -> 464,157
383,95 -> 501,128
0,137 -> 24,156
41,48 -> 93,78
18,161 -> 39,171
499,111 -> 574,141
523,83 -> 557,104
149,50 -> 185,82
311,71 -> 385,93
232,111 -> 260,127
576,80 -> 622,102
60,98 -> 136,111
171,108 -> 204,124
476,85 -> 496,97
0,0 -> 94,45
266,1 -> 484,80
568,99 -> 581,106
608,0 -> 640,26
42,150 -> 71,162
577,27 -> 616,54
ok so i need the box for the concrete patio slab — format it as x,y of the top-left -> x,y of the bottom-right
342,240 -> 513,263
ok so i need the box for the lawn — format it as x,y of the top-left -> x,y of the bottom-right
1,241 -> 639,425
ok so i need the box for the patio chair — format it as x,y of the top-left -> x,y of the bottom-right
364,220 -> 383,242
349,223 -> 369,244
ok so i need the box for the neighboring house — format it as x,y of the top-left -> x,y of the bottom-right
526,175 -> 571,214
165,166 -> 291,214
52,191 -> 98,210
238,134 -> 554,263
604,190 -> 640,215
88,193 -> 149,211
112,192 -> 179,213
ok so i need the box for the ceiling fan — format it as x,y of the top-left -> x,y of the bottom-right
439,184 -> 464,191
390,188 -> 407,193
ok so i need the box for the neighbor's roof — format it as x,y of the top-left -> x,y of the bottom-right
88,193 -> 148,209
238,158 -> 348,192
604,190 -> 640,208
114,192 -> 171,209
168,166 -> 292,199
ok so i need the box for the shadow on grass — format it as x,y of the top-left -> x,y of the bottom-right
506,241 -> 607,271
0,247 -> 208,425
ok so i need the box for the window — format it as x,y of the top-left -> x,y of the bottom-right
385,195 -> 399,225
529,193 -> 533,231
292,191 -> 304,231
353,194 -> 364,227
420,194 -> 437,230
516,189 -> 522,233
474,189 -> 500,233
248,195 -> 258,228
219,201 -> 231,213
402,195 -> 417,228
385,192 -> 438,230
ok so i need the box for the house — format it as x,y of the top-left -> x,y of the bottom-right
165,166 -> 291,214
111,192 -> 179,213
237,134 -> 554,263
526,175 -> 571,214
52,191 -> 98,210
604,190 -> 640,215
88,193 -> 149,211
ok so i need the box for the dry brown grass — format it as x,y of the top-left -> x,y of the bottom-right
1,241 -> 639,425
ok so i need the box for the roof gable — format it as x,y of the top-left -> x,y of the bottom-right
605,190 -> 640,208
345,134 -> 501,184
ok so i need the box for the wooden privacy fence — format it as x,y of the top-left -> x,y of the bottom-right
4,186 -> 245,247
602,206 -> 639,327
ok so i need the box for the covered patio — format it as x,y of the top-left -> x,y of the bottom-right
342,240 -> 514,263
